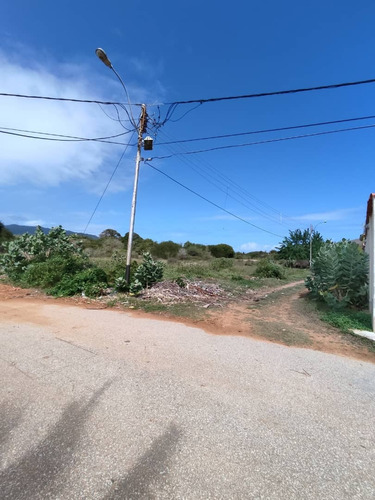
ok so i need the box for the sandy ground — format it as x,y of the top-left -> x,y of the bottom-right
1,282 -> 374,365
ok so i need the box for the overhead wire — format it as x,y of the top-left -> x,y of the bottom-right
150,122 -> 375,159
0,126 -> 134,142
153,128 -> 293,228
156,114 -> 375,145
82,131 -> 136,234
144,161 -> 283,238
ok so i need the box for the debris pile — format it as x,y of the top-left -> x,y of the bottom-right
141,280 -> 229,306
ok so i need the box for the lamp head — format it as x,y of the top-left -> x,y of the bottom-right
95,48 -> 112,68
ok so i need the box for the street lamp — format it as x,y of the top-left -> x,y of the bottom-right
95,48 -> 149,284
309,221 -> 326,267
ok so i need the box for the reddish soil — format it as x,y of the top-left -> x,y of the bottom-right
1,282 -> 374,364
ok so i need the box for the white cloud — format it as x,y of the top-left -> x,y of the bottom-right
239,242 -> 275,252
0,50 -> 137,189
291,207 -> 362,222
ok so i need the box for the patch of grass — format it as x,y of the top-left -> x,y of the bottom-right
252,319 -> 313,346
320,310 -> 372,333
128,299 -> 207,321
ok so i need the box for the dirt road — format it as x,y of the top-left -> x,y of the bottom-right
1,291 -> 375,498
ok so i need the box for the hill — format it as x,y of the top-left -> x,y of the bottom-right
5,224 -> 98,239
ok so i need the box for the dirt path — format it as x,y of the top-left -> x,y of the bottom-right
1,281 -> 374,364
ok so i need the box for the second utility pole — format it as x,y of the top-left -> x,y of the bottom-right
125,103 -> 147,284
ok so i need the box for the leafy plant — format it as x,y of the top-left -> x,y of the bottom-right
305,240 -> 369,309
133,252 -> 164,288
0,226 -> 84,280
20,255 -> 86,288
50,267 -> 108,297
255,259 -> 286,279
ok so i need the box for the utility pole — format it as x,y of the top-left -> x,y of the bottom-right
125,103 -> 147,284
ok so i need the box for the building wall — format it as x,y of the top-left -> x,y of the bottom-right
365,195 -> 375,331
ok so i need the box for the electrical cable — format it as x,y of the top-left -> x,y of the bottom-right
1,76 -> 375,109
150,122 -> 375,159
156,114 -> 375,145
163,77 -> 375,105
144,161 -> 283,238
82,131 -> 136,234
154,128 -> 293,228
0,126 -> 134,142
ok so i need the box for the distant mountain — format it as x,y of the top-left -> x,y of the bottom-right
5,224 -> 98,239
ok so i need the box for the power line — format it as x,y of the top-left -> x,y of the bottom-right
151,122 -> 375,159
0,92 -> 133,107
144,161 -> 283,238
1,76 -> 375,110
156,114 -> 375,145
164,77 -> 375,105
154,128 -> 294,228
83,131 -> 136,234
0,126 -> 135,142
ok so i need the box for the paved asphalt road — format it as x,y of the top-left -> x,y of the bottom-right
0,301 -> 375,499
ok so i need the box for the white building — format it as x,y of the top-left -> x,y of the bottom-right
364,193 -> 375,331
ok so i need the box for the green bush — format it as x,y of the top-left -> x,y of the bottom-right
208,243 -> 235,258
255,259 -> 286,279
50,267 -> 108,297
305,240 -> 368,309
20,255 -> 87,288
0,226 -> 85,280
132,252 -> 164,290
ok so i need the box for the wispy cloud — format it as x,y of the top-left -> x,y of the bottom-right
0,48 -> 147,190
239,242 -> 275,252
291,207 -> 362,222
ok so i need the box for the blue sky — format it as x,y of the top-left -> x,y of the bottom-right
1,1 -> 374,251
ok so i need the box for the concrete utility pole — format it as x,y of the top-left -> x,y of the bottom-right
95,48 -> 153,284
125,103 -> 147,283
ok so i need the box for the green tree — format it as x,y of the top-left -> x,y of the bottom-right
152,241 -> 181,259
208,243 -> 235,258
305,240 -> 368,309
277,228 -> 323,261
99,228 -> 121,239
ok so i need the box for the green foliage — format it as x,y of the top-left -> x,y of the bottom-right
50,267 -> 108,297
0,222 -> 14,251
320,310 -> 372,333
0,226 -> 84,280
277,228 -> 323,260
209,257 -> 233,271
208,243 -> 235,259
152,240 -> 182,259
132,252 -> 164,290
255,259 -> 286,279
305,240 -> 369,309
20,255 -> 86,288
174,276 -> 186,288
99,228 -> 121,239
183,241 -> 210,259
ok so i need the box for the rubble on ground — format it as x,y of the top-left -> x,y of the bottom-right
140,280 -> 231,306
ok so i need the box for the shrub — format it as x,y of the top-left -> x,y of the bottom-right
50,267 -> 108,297
208,243 -> 235,258
20,255 -> 87,288
305,240 -> 368,309
255,259 -> 286,279
0,226 -> 84,280
132,252 -> 164,289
